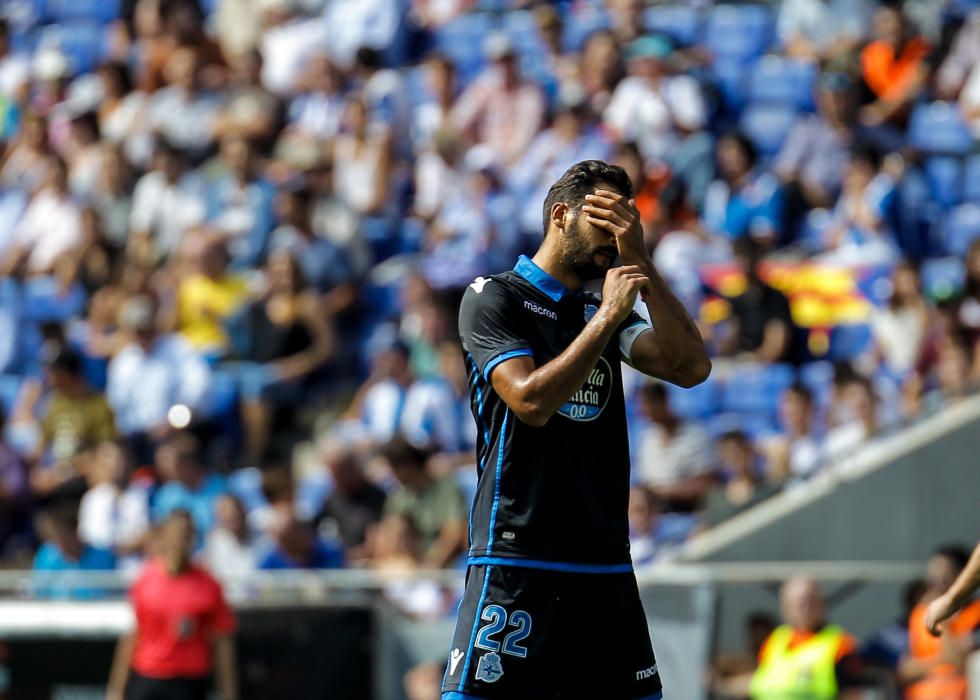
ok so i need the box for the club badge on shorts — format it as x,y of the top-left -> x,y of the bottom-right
475,651 -> 504,683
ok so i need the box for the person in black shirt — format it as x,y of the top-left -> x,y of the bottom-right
314,445 -> 386,561
443,160 -> 710,700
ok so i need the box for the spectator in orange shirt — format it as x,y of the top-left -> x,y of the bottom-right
900,545 -> 980,700
859,6 -> 930,128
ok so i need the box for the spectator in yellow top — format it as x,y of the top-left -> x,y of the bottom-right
173,232 -> 249,358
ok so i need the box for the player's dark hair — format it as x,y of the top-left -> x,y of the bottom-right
542,160 -> 633,236
933,544 -> 971,572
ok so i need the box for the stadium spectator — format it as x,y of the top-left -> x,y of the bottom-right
172,234 -> 249,357
402,341 -> 476,455
823,375 -> 883,465
257,511 -> 344,570
1,154 -> 81,276
64,112 -> 104,198
935,10 -> 980,99
375,437 -> 466,568
29,343 -> 116,498
765,383 -> 824,484
748,577 -> 863,699
107,509 -> 238,700
212,49 -> 282,148
95,62 -> 147,165
818,146 -> 899,266
0,405 -> 29,558
33,503 -> 117,599
703,133 -> 783,246
0,19 -> 29,106
711,612 -> 778,697
954,241 -> 980,379
862,579 -> 925,674
77,440 -> 150,567
870,261 -> 929,377
777,0 -> 870,62
570,29 -> 624,114
351,46 -> 409,142
203,494 -> 260,580
859,6 -> 930,129
410,53 -> 457,154
151,432 -> 227,538
633,382 -> 714,510
450,32 -> 545,167
128,140 -> 206,262
704,431 -> 778,527
0,111 -> 50,192
717,239 -> 795,364
373,514 -> 452,618
90,143 -> 135,253
287,53 -> 346,143
315,444 -> 386,560
345,340 -> 415,444
106,295 -> 212,456
628,485 -> 665,566
900,545 -> 980,700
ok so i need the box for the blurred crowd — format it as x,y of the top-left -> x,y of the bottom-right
0,0 -> 978,612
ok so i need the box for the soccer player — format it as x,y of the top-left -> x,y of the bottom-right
442,160 -> 711,700
924,541 -> 980,635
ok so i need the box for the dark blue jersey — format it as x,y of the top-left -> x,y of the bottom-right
458,255 -> 650,570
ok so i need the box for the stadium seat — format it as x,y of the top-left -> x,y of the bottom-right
433,13 -> 497,86
41,0 -> 120,23
561,6 -> 611,53
739,102 -> 799,157
643,4 -> 702,46
37,23 -> 107,75
0,374 -> 21,415
707,411 -> 779,441
747,56 -> 817,110
720,363 -> 795,418
924,156 -> 963,208
704,3 -> 774,62
710,58 -> 751,115
920,256 -> 965,301
943,203 -> 980,257
799,361 -> 835,406
666,375 -> 720,420
827,324 -> 872,361
227,467 -> 266,513
296,472 -> 334,521
908,101 -> 974,155
964,154 -> 980,204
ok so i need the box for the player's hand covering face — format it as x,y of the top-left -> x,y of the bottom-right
581,189 -> 646,267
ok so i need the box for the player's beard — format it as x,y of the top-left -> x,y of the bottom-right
560,212 -> 618,281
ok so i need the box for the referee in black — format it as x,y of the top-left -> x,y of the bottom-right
442,160 -> 711,700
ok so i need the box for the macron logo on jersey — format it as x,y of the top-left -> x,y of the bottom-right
523,299 -> 557,320
470,277 -> 491,293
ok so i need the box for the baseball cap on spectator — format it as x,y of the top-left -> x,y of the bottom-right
625,35 -> 672,62
484,32 -> 515,61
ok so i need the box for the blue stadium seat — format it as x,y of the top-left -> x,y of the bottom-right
707,412 -> 779,441
944,203 -> 980,256
433,13 -> 497,86
711,58 -> 751,114
705,3 -> 774,62
964,155 -> 980,204
924,156 -> 963,208
0,374 -> 21,415
561,7 -> 611,53
739,102 -> 799,157
41,0 -> 120,23
747,56 -> 817,110
38,23 -> 107,75
827,324 -> 872,361
721,363 -> 795,418
799,361 -> 835,405
643,4 -> 702,46
920,257 -> 966,301
666,375 -> 720,420
296,472 -> 333,521
908,101 -> 974,155
227,467 -> 266,513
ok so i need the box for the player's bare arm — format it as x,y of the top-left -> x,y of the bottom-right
583,189 -> 711,388
926,541 -> 980,635
491,264 -> 648,427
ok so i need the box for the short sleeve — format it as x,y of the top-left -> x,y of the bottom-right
618,310 -> 652,366
458,277 -> 534,381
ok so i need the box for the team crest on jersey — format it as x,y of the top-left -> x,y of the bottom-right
470,277 -> 491,293
558,356 -> 613,422
584,303 -> 599,322
475,651 -> 504,683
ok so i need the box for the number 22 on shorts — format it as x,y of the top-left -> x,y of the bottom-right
474,605 -> 532,658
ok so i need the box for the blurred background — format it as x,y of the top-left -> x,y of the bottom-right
0,0 -> 977,697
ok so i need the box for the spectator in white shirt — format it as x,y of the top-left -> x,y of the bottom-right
401,341 -> 476,454
129,140 -> 206,261
823,375 -> 883,466
870,261 -> 929,377
777,0 -> 871,62
344,340 -> 414,444
764,384 -> 824,484
203,493 -> 260,581
634,382 -> 715,510
0,111 -> 50,191
77,439 -> 150,569
410,53 -> 457,154
287,53 -> 346,142
450,33 -> 545,167
604,35 -> 707,164
1,155 -> 82,276
106,295 -> 212,442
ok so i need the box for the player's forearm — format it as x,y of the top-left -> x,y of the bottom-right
948,543 -> 980,607
214,635 -> 239,700
505,310 -> 620,426
639,264 -> 711,385
106,632 -> 134,695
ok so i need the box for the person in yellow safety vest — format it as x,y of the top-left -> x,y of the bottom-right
750,576 -> 863,700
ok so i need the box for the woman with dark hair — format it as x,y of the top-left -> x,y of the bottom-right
97,61 -> 148,166
225,248 -> 334,464
870,260 -> 928,376
702,131 -> 784,246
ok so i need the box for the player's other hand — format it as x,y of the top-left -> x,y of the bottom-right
601,265 -> 647,324
925,593 -> 957,636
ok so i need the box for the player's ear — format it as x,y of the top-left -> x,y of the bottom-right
550,202 -> 568,233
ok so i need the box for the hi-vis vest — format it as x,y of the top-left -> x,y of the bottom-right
749,624 -> 845,700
